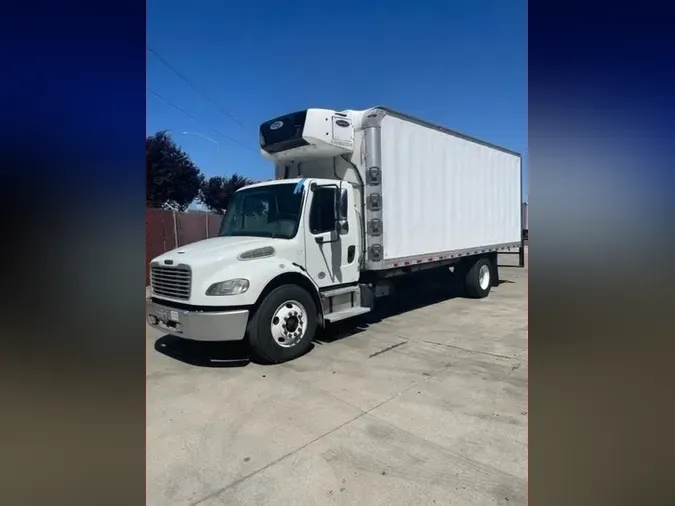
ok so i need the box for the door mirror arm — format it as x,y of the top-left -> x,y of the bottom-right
315,232 -> 339,244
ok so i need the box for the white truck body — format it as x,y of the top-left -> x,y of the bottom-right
376,113 -> 521,261
147,107 -> 523,363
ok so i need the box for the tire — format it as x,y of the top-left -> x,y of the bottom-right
247,284 -> 318,364
464,257 -> 493,299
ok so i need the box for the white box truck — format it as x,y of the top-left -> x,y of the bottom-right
147,107 -> 523,363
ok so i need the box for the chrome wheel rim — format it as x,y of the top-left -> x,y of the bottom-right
270,300 -> 307,348
479,264 -> 491,290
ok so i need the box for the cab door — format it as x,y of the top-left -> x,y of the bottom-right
304,182 -> 360,289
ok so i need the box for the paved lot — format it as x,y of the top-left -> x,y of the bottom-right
147,250 -> 528,506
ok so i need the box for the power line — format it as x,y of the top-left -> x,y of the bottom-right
147,46 -> 250,132
147,87 -> 258,154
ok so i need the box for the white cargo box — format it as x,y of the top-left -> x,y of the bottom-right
360,108 -> 522,269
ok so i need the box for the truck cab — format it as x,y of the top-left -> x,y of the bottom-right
213,176 -> 362,291
148,108 -> 371,363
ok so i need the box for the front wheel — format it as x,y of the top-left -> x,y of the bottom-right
247,285 -> 318,364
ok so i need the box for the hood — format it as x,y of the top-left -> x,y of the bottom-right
153,236 -> 289,265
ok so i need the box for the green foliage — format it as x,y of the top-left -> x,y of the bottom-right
146,130 -> 203,211
200,173 -> 256,214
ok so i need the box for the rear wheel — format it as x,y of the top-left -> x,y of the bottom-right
247,284 -> 318,364
464,257 -> 493,299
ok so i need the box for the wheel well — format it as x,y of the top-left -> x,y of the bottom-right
253,272 -> 323,323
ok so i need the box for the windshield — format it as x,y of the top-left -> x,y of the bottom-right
218,183 -> 304,239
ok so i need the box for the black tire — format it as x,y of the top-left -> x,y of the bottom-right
247,284 -> 318,364
464,257 -> 493,299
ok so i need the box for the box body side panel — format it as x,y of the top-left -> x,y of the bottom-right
379,114 -> 521,261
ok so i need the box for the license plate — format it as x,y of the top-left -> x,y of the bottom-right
169,310 -> 179,322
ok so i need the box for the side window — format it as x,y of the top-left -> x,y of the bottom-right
309,187 -> 337,234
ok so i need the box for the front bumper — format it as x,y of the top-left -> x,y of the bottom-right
146,299 -> 249,342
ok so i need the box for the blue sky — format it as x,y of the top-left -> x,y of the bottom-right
147,0 -> 527,199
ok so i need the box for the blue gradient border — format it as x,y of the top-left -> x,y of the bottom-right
0,3 -> 147,506
1,3 -> 146,201
530,2 -> 674,505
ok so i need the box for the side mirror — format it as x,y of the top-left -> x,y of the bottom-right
336,219 -> 349,235
334,188 -> 349,235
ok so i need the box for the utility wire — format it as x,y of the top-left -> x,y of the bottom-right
147,46 -> 250,132
147,87 -> 258,154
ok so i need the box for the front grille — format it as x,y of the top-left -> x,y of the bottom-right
150,264 -> 192,300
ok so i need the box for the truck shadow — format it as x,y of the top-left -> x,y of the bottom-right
154,337 -> 254,368
154,334 -> 317,367
154,274 -> 515,366
316,275 -> 513,344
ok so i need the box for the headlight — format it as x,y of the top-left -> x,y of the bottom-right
206,279 -> 249,296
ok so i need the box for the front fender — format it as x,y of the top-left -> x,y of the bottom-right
193,258 -> 316,306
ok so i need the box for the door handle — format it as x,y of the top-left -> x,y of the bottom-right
347,245 -> 356,263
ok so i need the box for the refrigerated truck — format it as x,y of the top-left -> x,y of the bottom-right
147,107 -> 523,363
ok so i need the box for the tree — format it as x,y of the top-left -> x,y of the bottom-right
200,173 -> 255,214
147,130 -> 203,211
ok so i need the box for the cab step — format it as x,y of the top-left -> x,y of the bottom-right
325,306 -> 371,323
320,285 -> 360,298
